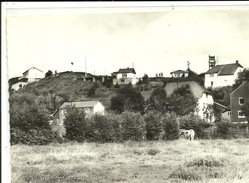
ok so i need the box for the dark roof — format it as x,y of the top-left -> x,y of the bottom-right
117,68 -> 136,74
231,80 -> 249,95
171,70 -> 189,74
206,62 -> 243,76
60,101 -> 100,109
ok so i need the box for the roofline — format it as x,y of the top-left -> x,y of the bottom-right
23,67 -> 43,74
230,80 -> 249,96
60,100 -> 100,109
165,80 -> 211,96
214,101 -> 228,109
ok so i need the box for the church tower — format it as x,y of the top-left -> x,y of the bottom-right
209,55 -> 216,69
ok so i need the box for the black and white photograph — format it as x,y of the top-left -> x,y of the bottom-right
2,2 -> 249,183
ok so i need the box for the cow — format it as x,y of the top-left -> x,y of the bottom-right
179,129 -> 195,141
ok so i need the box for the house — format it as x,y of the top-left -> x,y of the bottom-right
170,70 -> 189,78
10,78 -> 29,91
52,101 -> 105,126
213,102 -> 231,121
22,67 -> 44,82
230,81 -> 249,123
112,67 -> 138,85
9,67 -> 43,91
204,60 -> 244,88
165,81 -> 214,122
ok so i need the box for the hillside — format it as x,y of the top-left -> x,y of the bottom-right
9,72 -> 117,114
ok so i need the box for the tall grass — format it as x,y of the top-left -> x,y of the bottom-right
11,139 -> 249,183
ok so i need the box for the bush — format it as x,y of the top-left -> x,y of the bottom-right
64,107 -> 87,142
10,128 -> 56,145
144,111 -> 163,140
213,118 -> 232,139
179,113 -> 210,139
121,111 -> 146,141
162,112 -> 179,140
91,114 -> 116,143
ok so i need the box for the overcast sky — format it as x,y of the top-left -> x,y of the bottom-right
5,2 -> 249,79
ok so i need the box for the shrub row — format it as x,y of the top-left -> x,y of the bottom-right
11,109 -> 248,145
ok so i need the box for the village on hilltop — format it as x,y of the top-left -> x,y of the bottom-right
9,55 -> 249,126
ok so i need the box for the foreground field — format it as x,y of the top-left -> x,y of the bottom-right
11,139 -> 249,183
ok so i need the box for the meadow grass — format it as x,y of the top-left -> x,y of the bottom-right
11,139 -> 249,183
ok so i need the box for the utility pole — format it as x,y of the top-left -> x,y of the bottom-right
85,56 -> 87,77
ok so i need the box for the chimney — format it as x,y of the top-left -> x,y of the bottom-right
236,60 -> 239,64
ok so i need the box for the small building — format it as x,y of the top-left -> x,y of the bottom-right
230,81 -> 249,123
9,67 -> 43,91
204,60 -> 244,88
52,101 -> 105,126
10,78 -> 28,91
22,67 -> 44,82
112,67 -> 138,85
165,81 -> 214,122
170,70 -> 189,78
214,102 -> 230,121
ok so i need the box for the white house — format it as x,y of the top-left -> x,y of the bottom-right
52,101 -> 105,126
10,67 -> 43,91
112,67 -> 138,85
170,70 -> 189,78
22,67 -> 44,82
204,60 -> 244,88
10,78 -> 29,91
165,81 -> 214,122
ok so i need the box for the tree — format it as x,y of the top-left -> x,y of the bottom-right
121,111 -> 145,141
145,87 -> 167,113
45,70 -> 53,77
166,84 -> 198,116
142,74 -> 149,85
87,85 -> 96,97
64,107 -> 88,142
187,68 -> 204,86
161,112 -> 180,140
144,111 -> 163,140
110,84 -> 145,113
233,69 -> 249,89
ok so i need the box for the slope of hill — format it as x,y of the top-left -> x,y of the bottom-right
10,72 -> 117,114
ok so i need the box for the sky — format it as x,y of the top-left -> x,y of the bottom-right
4,2 -> 249,79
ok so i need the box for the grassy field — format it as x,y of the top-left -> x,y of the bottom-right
11,139 -> 249,183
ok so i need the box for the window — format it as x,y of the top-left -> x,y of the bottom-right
122,73 -> 127,77
239,97 -> 245,105
238,110 -> 245,118
121,79 -> 125,82
84,108 -> 90,113
210,74 -> 214,77
211,81 -> 213,87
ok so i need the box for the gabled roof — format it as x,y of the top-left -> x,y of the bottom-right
60,101 -> 101,109
165,81 -> 212,99
23,67 -> 43,74
230,80 -> 249,95
206,62 -> 243,76
171,70 -> 189,74
117,68 -> 136,74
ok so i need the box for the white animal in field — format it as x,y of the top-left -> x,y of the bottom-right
179,129 -> 195,141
